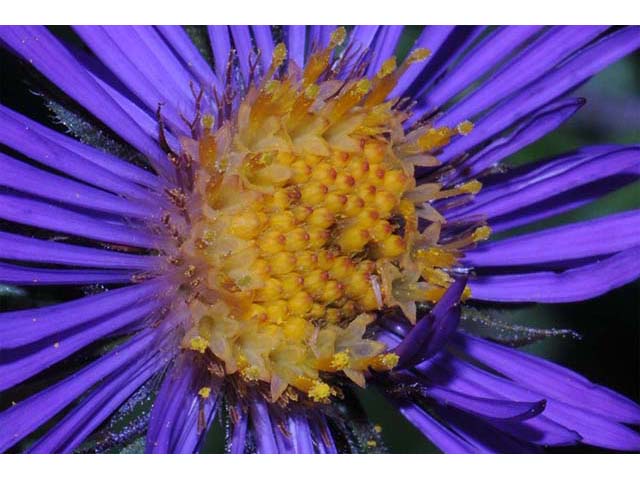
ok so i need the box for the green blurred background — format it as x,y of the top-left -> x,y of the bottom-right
0,27 -> 638,453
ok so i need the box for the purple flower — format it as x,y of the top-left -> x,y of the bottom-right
0,25 -> 639,454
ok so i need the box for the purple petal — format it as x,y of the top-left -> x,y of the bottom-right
289,415 -> 315,453
438,348 -> 640,451
207,26 -> 231,79
366,26 -> 404,77
451,97 -> 585,183
437,27 -> 640,163
438,26 -> 606,127
0,231 -> 157,270
450,147 -> 640,222
469,246 -> 640,303
229,26 -> 252,82
156,25 -> 222,93
251,26 -> 274,74
0,262 -> 136,286
0,192 -> 157,249
274,415 -> 315,453
543,400 -> 640,451
393,278 -> 466,367
418,26 -> 543,112
465,210 -> 640,267
0,152 -> 157,220
339,26 -> 379,78
393,400 -> 478,453
0,330 -> 157,452
417,355 -> 581,446
392,26 -> 455,97
0,280 -> 167,349
72,26 -> 192,136
452,333 -> 640,425
0,105 -> 161,200
228,408 -> 248,454
403,27 -> 485,102
249,396 -> 278,454
308,26 -> 336,53
146,353 -> 221,453
423,385 -> 546,421
285,26 -> 306,67
28,355 -> 165,453
348,25 -> 379,52
489,167 -> 640,233
0,26 -> 167,164
434,406 -> 541,453
0,297 -> 161,391
310,415 -> 337,454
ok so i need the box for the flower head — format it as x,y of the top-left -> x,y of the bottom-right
0,25 -> 639,454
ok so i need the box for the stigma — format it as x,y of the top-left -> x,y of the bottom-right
167,28 -> 485,404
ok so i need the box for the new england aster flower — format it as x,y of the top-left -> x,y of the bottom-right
0,25 -> 639,454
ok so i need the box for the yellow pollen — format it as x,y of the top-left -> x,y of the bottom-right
241,365 -> 261,381
330,351 -> 351,370
329,27 -> 347,48
472,225 -> 492,242
377,57 -> 397,78
271,43 -> 287,69
407,48 -> 431,64
459,179 -> 483,194
374,424 -> 383,433
308,380 -> 332,402
176,35 -> 489,404
372,352 -> 399,371
457,120 -> 474,135
198,387 -> 211,399
202,114 -> 215,130
188,336 -> 208,354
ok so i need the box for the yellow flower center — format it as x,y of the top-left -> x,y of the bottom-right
173,28 -> 486,403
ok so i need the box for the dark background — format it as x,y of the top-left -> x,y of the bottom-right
0,26 -> 638,453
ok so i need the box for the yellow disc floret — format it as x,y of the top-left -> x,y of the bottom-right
176,33 -> 485,403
